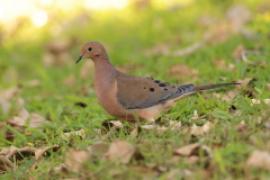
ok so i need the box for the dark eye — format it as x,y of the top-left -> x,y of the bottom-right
88,47 -> 92,51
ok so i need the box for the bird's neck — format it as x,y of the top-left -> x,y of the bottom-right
94,57 -> 116,86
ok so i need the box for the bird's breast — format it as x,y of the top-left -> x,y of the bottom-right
94,79 -> 130,118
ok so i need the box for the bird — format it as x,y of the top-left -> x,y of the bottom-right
76,41 -> 239,122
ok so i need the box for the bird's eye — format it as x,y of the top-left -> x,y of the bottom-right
88,47 -> 92,51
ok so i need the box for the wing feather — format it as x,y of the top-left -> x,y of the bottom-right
116,73 -> 195,109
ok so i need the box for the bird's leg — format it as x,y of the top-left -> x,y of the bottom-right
132,112 -> 142,128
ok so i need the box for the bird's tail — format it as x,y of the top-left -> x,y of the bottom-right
194,82 -> 240,92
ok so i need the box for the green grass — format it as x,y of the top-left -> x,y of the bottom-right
1,0 -> 270,179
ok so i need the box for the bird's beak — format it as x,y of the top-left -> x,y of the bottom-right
76,55 -> 83,64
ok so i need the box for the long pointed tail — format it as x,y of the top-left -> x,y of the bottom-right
194,82 -> 240,92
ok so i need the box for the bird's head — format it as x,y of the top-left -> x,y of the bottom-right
76,41 -> 107,63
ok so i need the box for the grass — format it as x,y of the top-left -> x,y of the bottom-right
1,0 -> 270,179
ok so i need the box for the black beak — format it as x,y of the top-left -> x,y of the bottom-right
76,55 -> 83,64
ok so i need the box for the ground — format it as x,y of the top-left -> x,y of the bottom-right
0,0 -> 270,179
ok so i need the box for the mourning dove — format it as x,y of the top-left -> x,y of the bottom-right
77,42 -> 238,122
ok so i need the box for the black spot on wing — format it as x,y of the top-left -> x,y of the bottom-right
159,83 -> 166,87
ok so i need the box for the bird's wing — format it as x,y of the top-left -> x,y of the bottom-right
116,73 -> 195,109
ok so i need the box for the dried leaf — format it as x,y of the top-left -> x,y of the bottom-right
168,121 -> 182,130
237,78 -> 254,89
251,99 -> 261,105
102,120 -> 124,132
65,149 -> 89,173
0,145 -> 59,172
213,90 -> 238,102
8,109 -> 48,128
162,169 -> 192,179
88,143 -> 109,159
0,156 -> 13,172
28,113 -> 49,128
247,150 -> 270,170
105,140 -> 136,164
169,64 -> 198,80
7,108 -> 29,127
34,145 -> 60,160
190,121 -> 212,136
140,124 -> 167,133
174,143 -> 200,156
174,143 -> 211,157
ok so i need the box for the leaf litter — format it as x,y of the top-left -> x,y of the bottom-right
0,145 -> 59,172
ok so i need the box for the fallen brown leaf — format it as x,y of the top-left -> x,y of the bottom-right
0,145 -> 59,172
65,149 -> 89,173
140,124 -> 168,133
247,150 -> 270,170
168,64 -> 198,80
88,143 -> 109,160
174,143 -> 200,156
251,99 -> 261,106
174,143 -> 211,157
213,90 -> 238,102
190,121 -> 212,136
162,169 -> 192,179
168,121 -> 182,130
105,140 -> 137,164
34,145 -> 60,160
237,78 -> 255,89
8,108 -> 48,128
101,120 -> 124,134
140,120 -> 181,132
